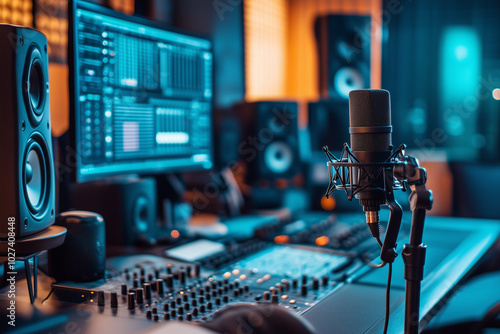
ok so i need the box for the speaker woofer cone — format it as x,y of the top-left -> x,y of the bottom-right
333,66 -> 364,99
23,134 -> 51,219
23,46 -> 47,125
29,59 -> 44,113
133,196 -> 150,233
264,141 -> 294,174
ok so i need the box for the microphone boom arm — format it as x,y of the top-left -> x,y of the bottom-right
394,155 -> 433,334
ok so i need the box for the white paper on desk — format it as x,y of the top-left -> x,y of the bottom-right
165,239 -> 225,262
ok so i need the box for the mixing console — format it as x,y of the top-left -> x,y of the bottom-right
50,244 -> 355,324
258,212 -> 411,254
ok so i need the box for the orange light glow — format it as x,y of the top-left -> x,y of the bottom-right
171,230 -> 180,238
275,178 -> 288,189
315,236 -> 329,247
274,235 -> 290,244
321,196 -> 336,211
244,0 -> 288,100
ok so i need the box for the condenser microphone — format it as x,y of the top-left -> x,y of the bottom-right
348,89 -> 393,225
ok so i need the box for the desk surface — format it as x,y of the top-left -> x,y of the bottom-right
1,214 -> 499,334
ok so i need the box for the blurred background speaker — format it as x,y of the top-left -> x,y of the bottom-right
231,101 -> 302,209
315,14 -> 371,100
67,178 -> 157,246
234,101 -> 301,183
0,25 -> 55,238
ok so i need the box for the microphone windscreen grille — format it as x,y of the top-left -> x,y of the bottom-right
349,89 -> 391,127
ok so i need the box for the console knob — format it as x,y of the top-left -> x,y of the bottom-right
128,292 -> 135,309
322,275 -> 329,287
156,279 -> 164,295
206,302 -> 212,310
271,294 -> 279,304
136,288 -> 144,304
164,313 -> 170,320
121,283 -> 127,295
191,299 -> 197,307
153,314 -> 159,321
133,278 -> 138,288
184,302 -> 190,310
200,304 -> 206,312
144,283 -> 152,300
97,291 -> 105,306
163,304 -> 169,312
192,308 -> 198,316
110,292 -> 118,308
146,310 -> 152,319
302,275 -> 308,285
179,270 -> 186,285
301,285 -> 307,296
215,298 -> 221,305
186,265 -> 192,277
292,279 -> 298,289
166,264 -> 173,274
223,295 -> 229,303
312,278 -> 319,290
178,306 -> 184,315
263,291 -> 270,300
152,307 -> 157,314
194,262 -> 201,277
166,275 -> 174,289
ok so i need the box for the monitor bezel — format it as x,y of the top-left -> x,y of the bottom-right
68,0 -> 215,183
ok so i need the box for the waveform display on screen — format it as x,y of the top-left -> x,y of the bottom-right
73,4 -> 213,181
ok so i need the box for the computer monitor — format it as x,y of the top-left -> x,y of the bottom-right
68,0 -> 213,183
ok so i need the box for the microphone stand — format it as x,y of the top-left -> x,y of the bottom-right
325,145 -> 433,333
394,155 -> 433,334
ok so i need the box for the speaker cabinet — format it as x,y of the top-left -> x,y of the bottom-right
315,15 -> 371,100
308,99 -> 350,154
233,101 -> 300,185
0,25 -> 55,238
68,178 -> 157,246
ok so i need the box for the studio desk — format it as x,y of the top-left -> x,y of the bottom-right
1,213 -> 499,334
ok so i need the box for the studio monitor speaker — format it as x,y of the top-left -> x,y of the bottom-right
0,25 -> 55,238
233,101 -> 300,185
315,15 -> 371,100
68,177 -> 157,246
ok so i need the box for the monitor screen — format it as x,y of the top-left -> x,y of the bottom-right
69,1 -> 213,183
